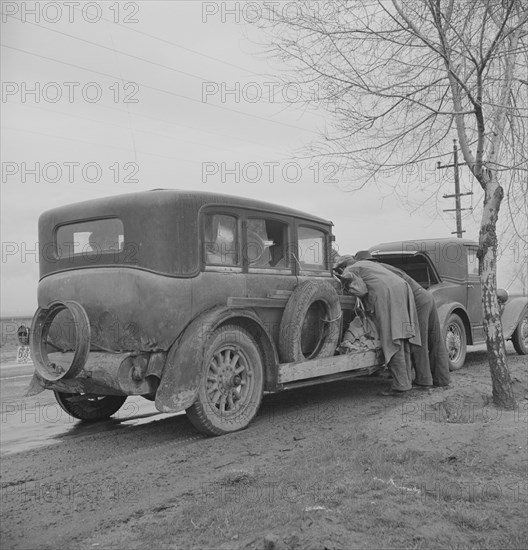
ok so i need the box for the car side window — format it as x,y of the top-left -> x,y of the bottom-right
298,226 -> 326,269
467,247 -> 479,277
246,218 -> 289,269
204,214 -> 238,266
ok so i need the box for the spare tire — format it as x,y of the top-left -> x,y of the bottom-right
279,281 -> 341,363
30,300 -> 91,382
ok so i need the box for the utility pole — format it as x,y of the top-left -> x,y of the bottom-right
437,139 -> 473,238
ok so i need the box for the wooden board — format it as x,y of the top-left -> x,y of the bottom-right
278,349 -> 384,384
227,294 -> 359,309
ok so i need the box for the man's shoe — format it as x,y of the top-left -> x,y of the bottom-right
379,388 -> 407,397
378,370 -> 393,379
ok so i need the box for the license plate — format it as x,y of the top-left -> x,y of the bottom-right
16,346 -> 31,363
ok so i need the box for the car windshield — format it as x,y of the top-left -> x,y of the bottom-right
56,219 -> 124,258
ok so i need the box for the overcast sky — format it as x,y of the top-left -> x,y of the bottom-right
1,0 -> 521,317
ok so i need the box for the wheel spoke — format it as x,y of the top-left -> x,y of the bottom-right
221,350 -> 231,367
447,325 -> 461,360
230,353 -> 240,368
210,390 -> 221,405
207,383 -> 219,396
210,358 -> 219,373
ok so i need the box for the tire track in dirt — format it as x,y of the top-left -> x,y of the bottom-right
1,376 -> 402,550
1,414 -> 205,482
1,418 -> 208,549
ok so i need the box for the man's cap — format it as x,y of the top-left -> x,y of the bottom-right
354,250 -> 376,261
333,254 -> 356,269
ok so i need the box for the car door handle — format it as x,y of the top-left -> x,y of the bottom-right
468,285 -> 474,288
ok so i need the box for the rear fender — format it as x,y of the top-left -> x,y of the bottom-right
501,297 -> 528,339
155,306 -> 278,413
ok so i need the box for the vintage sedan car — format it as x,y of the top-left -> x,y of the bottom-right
368,239 -> 528,369
26,190 -> 383,435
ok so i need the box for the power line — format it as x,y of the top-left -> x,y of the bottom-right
114,22 -> 262,76
5,15 -> 210,83
29,15 -> 330,117
6,100 -> 283,158
1,13 -> 287,154
4,93 -> 286,156
4,97 -> 286,157
5,125 -> 201,165
72,5 -> 263,76
2,44 -> 317,134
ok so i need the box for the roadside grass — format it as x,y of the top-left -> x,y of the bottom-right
322,442 -> 526,549
101,417 -> 527,550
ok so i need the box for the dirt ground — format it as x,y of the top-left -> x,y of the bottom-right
1,345 -> 527,550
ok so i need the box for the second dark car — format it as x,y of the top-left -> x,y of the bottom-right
369,238 -> 528,369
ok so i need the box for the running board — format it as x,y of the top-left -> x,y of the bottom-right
280,365 -> 383,391
278,349 -> 384,384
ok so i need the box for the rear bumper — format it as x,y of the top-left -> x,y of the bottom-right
27,351 -> 164,397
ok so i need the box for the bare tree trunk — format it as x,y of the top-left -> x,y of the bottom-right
478,175 -> 516,409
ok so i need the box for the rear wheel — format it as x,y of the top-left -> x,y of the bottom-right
54,392 -> 126,421
444,313 -> 467,371
512,311 -> 528,355
186,325 -> 264,436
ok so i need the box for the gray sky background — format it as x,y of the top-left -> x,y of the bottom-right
1,1 -> 521,317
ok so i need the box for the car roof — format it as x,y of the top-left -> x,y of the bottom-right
370,237 -> 478,251
370,238 -> 477,282
44,189 -> 333,226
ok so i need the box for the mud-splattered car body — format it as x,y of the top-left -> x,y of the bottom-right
27,190 -> 382,435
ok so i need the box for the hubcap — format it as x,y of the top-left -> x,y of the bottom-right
206,346 -> 253,416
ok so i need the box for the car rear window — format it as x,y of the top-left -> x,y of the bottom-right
56,218 -> 124,258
